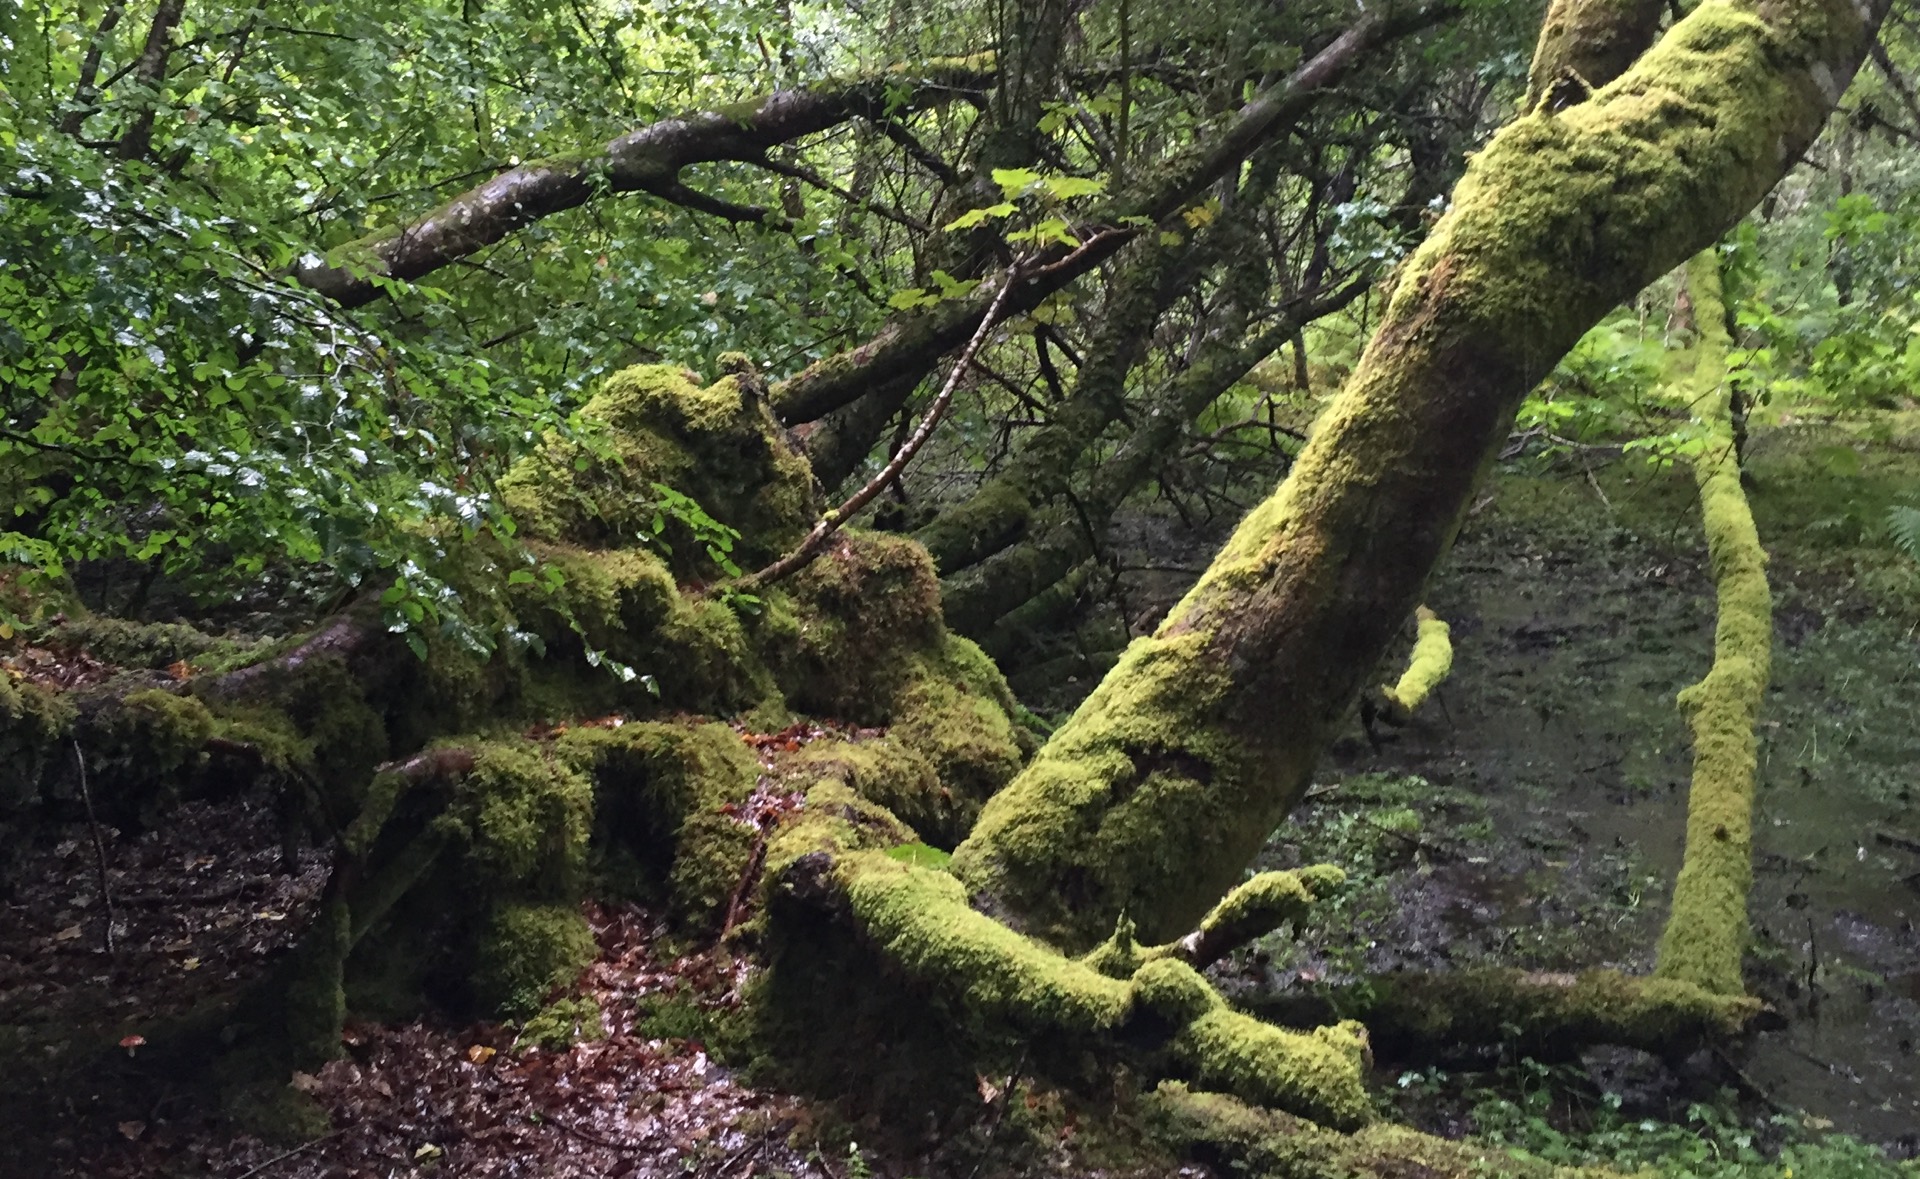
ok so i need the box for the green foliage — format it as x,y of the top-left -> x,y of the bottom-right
1889,501 -> 1920,564
1466,1063 -> 1908,1178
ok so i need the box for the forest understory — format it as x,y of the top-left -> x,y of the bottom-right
6,418 -> 1919,1179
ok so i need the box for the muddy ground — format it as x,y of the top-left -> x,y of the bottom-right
1222,422 -> 1920,1153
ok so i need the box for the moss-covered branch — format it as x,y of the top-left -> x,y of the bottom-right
1654,250 -> 1772,996
1146,1083 -> 1621,1179
779,847 -> 1376,1128
950,0 -> 1886,951
1367,606 -> 1453,726
1239,968 -> 1759,1060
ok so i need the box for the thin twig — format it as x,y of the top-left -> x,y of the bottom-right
231,1127 -> 348,1179
73,742 -> 115,954
747,259 -> 1025,587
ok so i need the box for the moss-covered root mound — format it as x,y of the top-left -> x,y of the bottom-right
1372,606 -> 1452,724
1655,251 -> 1772,997
827,851 -> 1375,1129
498,358 -> 816,573
1147,1083 -> 1621,1179
1246,968 -> 1759,1060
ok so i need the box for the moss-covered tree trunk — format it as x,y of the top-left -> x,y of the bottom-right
1654,250 -> 1773,996
950,0 -> 1884,951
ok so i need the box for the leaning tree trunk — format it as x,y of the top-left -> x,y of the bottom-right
949,0 -> 1885,952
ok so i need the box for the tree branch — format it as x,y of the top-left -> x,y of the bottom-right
293,58 -> 996,308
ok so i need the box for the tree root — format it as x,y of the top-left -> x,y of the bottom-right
771,841 -> 1376,1130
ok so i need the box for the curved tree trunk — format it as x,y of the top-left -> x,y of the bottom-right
949,0 -> 1885,951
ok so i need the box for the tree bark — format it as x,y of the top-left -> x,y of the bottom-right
949,0 -> 1886,952
292,60 -> 997,308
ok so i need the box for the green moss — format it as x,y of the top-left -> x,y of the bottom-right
0,673 -> 72,813
775,530 -> 946,719
441,741 -> 595,897
838,851 -> 1134,1035
561,721 -> 759,929
764,778 -> 922,881
785,736 -> 947,841
1146,1082 -> 1614,1179
1379,607 -> 1452,716
1194,866 -> 1344,953
508,541 -> 679,661
43,616 -> 270,672
519,995 -> 605,1050
951,627 -> 1248,950
499,363 -> 816,573
1254,968 -> 1760,1057
889,637 -> 1027,818
474,902 -> 598,1017
1655,251 -> 1772,997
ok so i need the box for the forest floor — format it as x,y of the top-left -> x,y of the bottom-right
4,419 -> 1918,1177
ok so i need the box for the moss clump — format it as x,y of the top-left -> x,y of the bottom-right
506,542 -> 679,663
1128,957 -> 1373,1131
44,616 -> 268,673
499,363 -> 816,573
561,721 -> 759,930
442,742 -> 595,897
68,687 -> 217,821
784,736 -> 950,843
474,902 -> 598,1017
0,672 -> 73,815
775,530 -> 946,719
887,637 -> 1028,823
519,995 -> 605,1050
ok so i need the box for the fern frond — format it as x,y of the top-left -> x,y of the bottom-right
1887,502 -> 1920,563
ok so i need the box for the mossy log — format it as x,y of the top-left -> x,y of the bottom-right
1655,251 -> 1772,997
1237,968 -> 1760,1061
950,0 -> 1885,953
1146,1083 -> 1621,1179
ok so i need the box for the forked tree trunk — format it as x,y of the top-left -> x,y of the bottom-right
950,0 -> 1885,951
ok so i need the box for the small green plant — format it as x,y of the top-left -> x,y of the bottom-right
1888,498 -> 1920,564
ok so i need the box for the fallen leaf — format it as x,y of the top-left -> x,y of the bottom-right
289,1071 -> 323,1093
414,1143 -> 444,1161
52,924 -> 82,942
117,1120 -> 145,1141
467,1044 -> 497,1064
166,659 -> 193,681
181,956 -> 201,970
